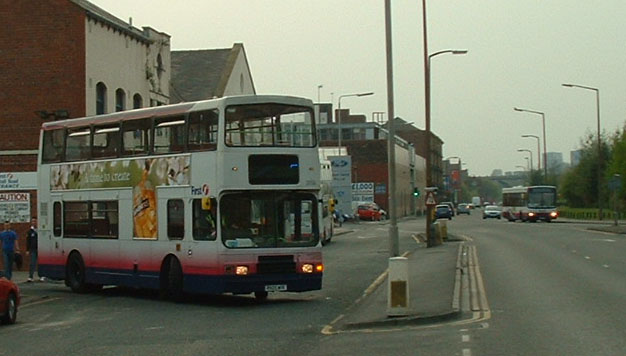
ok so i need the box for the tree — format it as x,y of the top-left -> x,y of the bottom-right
607,125 -> 626,205
560,132 -> 610,208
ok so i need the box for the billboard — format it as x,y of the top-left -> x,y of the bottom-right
329,155 -> 352,214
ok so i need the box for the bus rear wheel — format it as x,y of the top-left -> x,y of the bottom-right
66,253 -> 88,293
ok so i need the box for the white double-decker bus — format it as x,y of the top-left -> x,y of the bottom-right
37,95 -> 323,300
502,185 -> 558,222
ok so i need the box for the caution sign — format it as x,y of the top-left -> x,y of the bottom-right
425,191 -> 437,206
0,192 -> 31,223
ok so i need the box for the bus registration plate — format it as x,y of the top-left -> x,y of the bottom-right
264,284 -> 287,292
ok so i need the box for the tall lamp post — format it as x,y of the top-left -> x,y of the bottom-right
317,84 -> 323,103
521,134 -> 540,171
337,92 -> 374,155
514,107 -> 547,178
424,49 -> 467,247
562,83 -> 602,220
518,149 -> 533,173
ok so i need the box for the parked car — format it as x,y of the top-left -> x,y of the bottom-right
457,203 -> 471,215
0,277 -> 20,325
435,204 -> 453,220
357,203 -> 383,221
482,205 -> 502,219
440,201 -> 455,216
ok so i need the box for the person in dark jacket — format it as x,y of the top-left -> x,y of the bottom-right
26,218 -> 43,282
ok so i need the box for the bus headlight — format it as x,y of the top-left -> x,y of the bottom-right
528,212 -> 535,217
550,211 -> 558,217
302,264 -> 314,273
235,265 -> 249,275
301,264 -> 324,273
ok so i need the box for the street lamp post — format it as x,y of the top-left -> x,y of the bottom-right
562,83 -> 602,220
514,107 -> 547,178
317,84 -> 323,103
424,49 -> 467,247
337,92 -> 374,155
384,0 -> 399,257
518,149 -> 533,173
521,134 -> 540,171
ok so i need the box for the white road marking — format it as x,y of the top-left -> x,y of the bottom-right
584,256 -> 591,260
462,349 -> 472,356
462,334 -> 470,342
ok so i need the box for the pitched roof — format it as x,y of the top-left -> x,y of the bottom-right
170,44 -> 253,103
69,0 -> 152,44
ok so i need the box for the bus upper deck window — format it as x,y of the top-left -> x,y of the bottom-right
42,129 -> 64,163
188,110 -> 218,151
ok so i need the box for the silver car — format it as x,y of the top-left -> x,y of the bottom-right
482,205 -> 501,219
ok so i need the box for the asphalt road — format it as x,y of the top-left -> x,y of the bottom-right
2,214 -> 624,355
458,213 -> 626,355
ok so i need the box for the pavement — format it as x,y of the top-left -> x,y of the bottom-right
323,225 -> 464,333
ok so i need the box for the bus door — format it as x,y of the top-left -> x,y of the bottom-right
187,196 -> 219,276
157,187 -> 187,267
48,195 -> 65,269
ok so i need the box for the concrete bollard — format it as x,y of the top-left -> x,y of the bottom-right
431,221 -> 443,246
387,256 -> 410,316
439,219 -> 447,240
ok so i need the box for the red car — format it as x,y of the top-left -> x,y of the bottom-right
357,203 -> 383,221
0,277 -> 20,325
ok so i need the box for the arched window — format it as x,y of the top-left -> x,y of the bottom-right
157,54 -> 164,79
96,82 -> 107,115
115,88 -> 126,112
133,94 -> 143,109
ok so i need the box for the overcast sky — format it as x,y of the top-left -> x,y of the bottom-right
92,0 -> 626,176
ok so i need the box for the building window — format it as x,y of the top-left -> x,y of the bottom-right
96,82 -> 107,115
157,54 -> 164,79
133,94 -> 143,109
115,89 -> 126,112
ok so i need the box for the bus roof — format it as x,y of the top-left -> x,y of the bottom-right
41,95 -> 314,131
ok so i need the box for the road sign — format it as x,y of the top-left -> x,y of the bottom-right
425,191 -> 437,206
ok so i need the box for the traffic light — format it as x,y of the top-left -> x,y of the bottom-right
413,188 -> 420,197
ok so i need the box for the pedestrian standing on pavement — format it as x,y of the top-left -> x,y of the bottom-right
0,220 -> 20,280
26,217 -> 43,282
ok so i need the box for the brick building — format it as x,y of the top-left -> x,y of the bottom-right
319,112 -> 440,216
0,0 -> 170,268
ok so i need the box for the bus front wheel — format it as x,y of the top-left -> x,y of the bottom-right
161,257 -> 184,302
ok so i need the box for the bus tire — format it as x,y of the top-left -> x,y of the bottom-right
66,253 -> 88,294
161,257 -> 184,302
